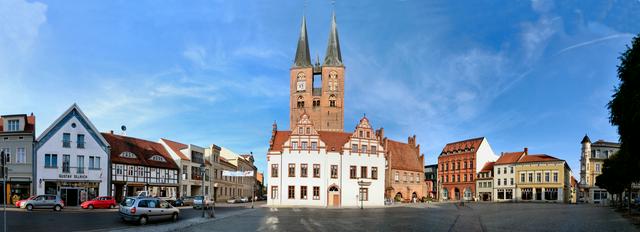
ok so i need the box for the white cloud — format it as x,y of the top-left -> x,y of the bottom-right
182,42 -> 229,70
0,0 -> 47,57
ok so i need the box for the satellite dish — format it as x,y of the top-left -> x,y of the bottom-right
121,125 -> 127,131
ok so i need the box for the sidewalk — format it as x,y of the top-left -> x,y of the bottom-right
101,206 -> 257,232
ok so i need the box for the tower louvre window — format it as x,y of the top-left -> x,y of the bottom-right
329,95 -> 336,107
297,96 -> 305,108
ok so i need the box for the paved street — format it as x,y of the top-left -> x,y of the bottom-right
0,202 -> 256,232
181,203 -> 639,232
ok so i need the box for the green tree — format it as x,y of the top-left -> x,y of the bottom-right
596,151 -> 632,207
608,34 -> 640,182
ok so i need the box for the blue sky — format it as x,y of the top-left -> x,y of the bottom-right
1,0 -> 639,177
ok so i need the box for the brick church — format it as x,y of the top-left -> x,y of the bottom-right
266,11 -> 427,207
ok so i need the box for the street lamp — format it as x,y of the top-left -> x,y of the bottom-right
200,164 -> 206,218
357,179 -> 371,210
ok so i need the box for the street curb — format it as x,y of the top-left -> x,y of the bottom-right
83,208 -> 256,232
176,208 -> 257,232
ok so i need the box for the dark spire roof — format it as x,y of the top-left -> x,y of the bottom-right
293,16 -> 312,68
581,134 -> 591,144
323,11 -> 343,67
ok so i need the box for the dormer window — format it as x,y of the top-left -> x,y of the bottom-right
306,127 -> 311,134
359,131 -> 363,137
7,120 -> 19,131
298,127 -> 304,134
120,152 -> 137,159
366,131 -> 370,138
150,155 -> 167,162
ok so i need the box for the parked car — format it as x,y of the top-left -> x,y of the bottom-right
119,197 -> 179,225
240,197 -> 249,203
193,196 -> 213,209
15,196 -> 36,208
227,197 -> 239,204
81,196 -> 117,209
168,198 -> 184,207
181,196 -> 195,206
21,195 -> 65,211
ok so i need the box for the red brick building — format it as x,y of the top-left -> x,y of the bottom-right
438,137 -> 497,201
382,134 -> 427,202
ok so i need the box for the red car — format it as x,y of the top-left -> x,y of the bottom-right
81,196 -> 117,209
15,196 -> 36,208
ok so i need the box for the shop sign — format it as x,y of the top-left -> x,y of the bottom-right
58,174 -> 88,179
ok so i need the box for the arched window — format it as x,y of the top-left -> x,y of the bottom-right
297,96 -> 304,108
313,99 -> 320,107
329,95 -> 336,107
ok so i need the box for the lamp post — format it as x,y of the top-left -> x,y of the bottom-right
212,183 -> 217,218
200,164 -> 206,218
357,179 -> 371,210
2,150 -> 6,232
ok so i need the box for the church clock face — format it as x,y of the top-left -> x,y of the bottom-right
296,72 -> 306,91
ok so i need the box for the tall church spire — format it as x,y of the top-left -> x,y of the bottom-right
293,16 -> 312,68
323,11 -> 343,67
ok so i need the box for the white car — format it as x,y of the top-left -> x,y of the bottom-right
227,198 -> 239,204
240,197 -> 249,203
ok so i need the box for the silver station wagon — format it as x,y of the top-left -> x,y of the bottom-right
119,197 -> 180,225
21,194 -> 65,211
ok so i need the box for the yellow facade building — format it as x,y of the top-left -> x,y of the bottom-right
514,154 -> 572,203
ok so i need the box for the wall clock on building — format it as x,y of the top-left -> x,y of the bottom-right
297,72 -> 306,91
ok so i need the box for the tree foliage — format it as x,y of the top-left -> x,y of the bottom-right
596,150 -> 631,196
608,34 -> 640,182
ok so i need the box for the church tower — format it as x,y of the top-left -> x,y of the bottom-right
290,12 -> 345,132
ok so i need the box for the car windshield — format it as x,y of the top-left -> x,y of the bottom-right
195,196 -> 204,200
121,198 -> 136,207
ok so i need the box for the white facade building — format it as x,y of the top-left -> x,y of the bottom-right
35,104 -> 110,206
493,150 -> 526,202
267,115 -> 386,207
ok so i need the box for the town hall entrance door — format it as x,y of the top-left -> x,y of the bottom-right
328,186 -> 340,207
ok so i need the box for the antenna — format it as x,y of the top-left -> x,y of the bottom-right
121,125 -> 127,136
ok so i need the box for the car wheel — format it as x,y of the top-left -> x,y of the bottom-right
110,204 -> 115,209
139,216 -> 148,225
172,213 -> 178,222
88,205 -> 94,209
54,205 -> 62,211
26,204 -> 33,211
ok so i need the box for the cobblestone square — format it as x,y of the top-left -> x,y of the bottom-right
182,203 -> 638,232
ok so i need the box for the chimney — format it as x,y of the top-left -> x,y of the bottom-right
110,130 -> 114,134
524,147 -> 528,155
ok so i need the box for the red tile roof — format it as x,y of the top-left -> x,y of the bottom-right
269,131 -> 291,152
160,138 -> 190,161
386,139 -> 424,173
440,137 -> 484,155
102,133 -> 179,170
318,131 -> 352,152
518,154 -> 562,163
479,161 -> 495,173
495,151 -> 526,165
571,176 -> 578,187
0,114 -> 36,133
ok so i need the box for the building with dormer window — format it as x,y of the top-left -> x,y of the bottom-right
102,132 -> 179,201
0,113 -> 36,205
